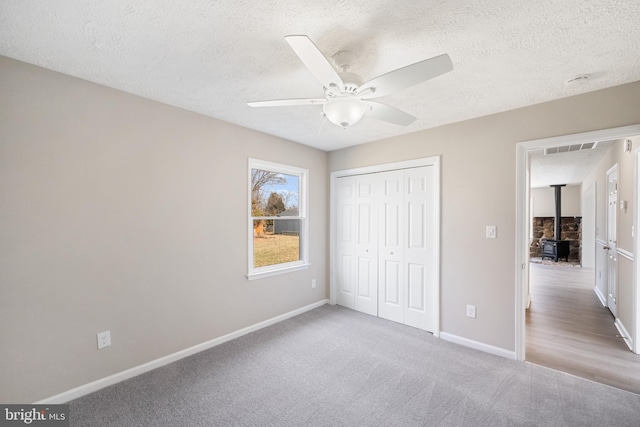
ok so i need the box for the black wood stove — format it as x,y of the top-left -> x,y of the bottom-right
540,239 -> 570,262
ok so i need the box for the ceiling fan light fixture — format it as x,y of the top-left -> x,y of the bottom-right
322,97 -> 367,128
249,36 -> 453,129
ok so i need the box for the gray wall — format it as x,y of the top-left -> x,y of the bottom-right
0,56 -> 329,403
329,81 -> 640,353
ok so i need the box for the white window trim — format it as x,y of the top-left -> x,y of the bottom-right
247,158 -> 309,280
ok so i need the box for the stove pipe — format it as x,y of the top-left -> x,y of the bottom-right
550,184 -> 566,240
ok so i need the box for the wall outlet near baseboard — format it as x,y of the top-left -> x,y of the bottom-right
97,331 -> 111,349
466,305 -> 477,319
311,279 -> 316,288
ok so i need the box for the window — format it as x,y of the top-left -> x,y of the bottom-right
248,159 -> 308,279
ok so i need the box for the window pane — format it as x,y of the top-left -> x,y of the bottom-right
253,219 -> 301,268
251,169 -> 299,218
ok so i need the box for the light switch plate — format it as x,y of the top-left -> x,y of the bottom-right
486,226 -> 497,239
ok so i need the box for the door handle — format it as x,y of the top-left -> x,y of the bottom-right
603,246 -> 610,250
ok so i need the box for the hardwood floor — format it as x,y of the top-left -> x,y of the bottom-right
526,262 -> 640,394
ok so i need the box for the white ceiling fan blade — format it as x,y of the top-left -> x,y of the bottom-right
365,101 -> 416,126
357,53 -> 453,99
247,98 -> 326,107
285,35 -> 344,91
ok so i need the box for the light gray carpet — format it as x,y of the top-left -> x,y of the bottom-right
70,305 -> 640,426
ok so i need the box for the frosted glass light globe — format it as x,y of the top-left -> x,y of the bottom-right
322,97 -> 367,128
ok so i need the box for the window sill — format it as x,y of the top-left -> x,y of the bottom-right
247,263 -> 310,281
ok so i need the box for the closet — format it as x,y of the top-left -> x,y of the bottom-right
334,163 -> 438,332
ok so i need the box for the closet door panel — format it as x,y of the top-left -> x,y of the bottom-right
404,166 -> 436,332
378,170 -> 405,323
336,177 -> 356,309
407,263 -> 426,311
354,176 -> 379,315
408,201 -> 426,249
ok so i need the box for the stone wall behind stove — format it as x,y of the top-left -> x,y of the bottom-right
531,217 -> 582,261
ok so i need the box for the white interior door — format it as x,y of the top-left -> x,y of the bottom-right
336,176 -> 356,309
606,166 -> 618,317
378,170 -> 405,323
403,166 -> 436,331
354,176 -> 379,316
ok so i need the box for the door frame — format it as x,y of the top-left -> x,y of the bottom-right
329,156 -> 441,337
581,183 -> 597,269
606,164 -> 619,317
515,124 -> 640,361
635,148 -> 640,354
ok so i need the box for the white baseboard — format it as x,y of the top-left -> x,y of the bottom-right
36,299 -> 328,404
439,332 -> 516,360
594,286 -> 607,306
614,318 -> 633,351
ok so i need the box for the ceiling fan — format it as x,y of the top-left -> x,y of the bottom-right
247,35 -> 453,129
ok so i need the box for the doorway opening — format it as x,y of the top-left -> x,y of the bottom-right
515,124 -> 640,393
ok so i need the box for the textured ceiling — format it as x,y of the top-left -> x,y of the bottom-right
529,140 -> 614,188
1,1 -> 639,151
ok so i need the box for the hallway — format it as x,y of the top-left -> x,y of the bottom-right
526,262 -> 640,394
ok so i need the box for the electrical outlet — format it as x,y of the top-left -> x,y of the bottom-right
486,226 -> 497,239
311,279 -> 317,288
97,331 -> 111,349
466,305 -> 476,319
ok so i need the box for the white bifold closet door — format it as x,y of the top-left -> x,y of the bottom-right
336,166 -> 436,332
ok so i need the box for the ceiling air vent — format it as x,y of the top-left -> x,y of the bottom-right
544,141 -> 598,155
